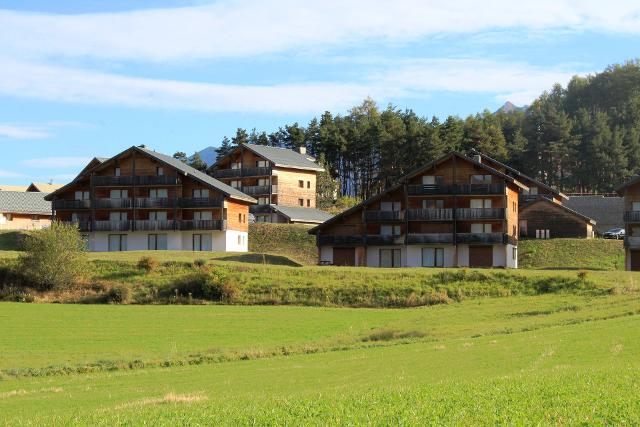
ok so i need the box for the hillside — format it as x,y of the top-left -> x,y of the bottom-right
519,238 -> 624,270
194,146 -> 218,165
249,223 -> 317,265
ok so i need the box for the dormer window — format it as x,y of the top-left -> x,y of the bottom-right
156,167 -> 164,176
470,174 -> 492,184
256,160 -> 269,168
115,167 -> 121,177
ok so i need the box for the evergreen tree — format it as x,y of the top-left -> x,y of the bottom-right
173,151 -> 188,163
189,153 -> 208,172
215,137 -> 232,161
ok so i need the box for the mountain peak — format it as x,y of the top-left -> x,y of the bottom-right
496,101 -> 524,114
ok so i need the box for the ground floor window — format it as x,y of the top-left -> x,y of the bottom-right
512,247 -> 517,260
380,248 -> 401,268
422,247 -> 444,267
148,234 -> 167,250
192,233 -> 212,251
108,234 -> 127,252
535,229 -> 550,239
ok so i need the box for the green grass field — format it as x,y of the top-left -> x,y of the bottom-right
1,293 -> 640,424
519,238 -> 624,270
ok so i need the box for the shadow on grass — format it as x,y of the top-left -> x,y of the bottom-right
217,253 -> 302,267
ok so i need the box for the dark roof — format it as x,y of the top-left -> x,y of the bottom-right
565,195 -> 624,233
45,146 -> 256,204
268,205 -> 333,224
213,143 -> 324,172
0,191 -> 51,215
468,149 -> 567,200
309,151 -> 527,234
615,175 -> 640,194
520,197 -> 596,224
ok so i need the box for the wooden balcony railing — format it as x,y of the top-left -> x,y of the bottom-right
179,220 -> 226,231
211,167 -> 272,179
92,220 -> 132,231
624,211 -> 640,222
65,219 -> 226,232
407,208 -> 453,221
93,198 -> 133,209
455,208 -> 505,220
365,234 -> 404,245
92,175 -> 180,186
134,198 -> 178,209
52,199 -> 91,210
455,233 -> 507,244
134,220 -> 179,231
250,204 -> 274,214
317,235 -> 365,246
364,210 -> 404,221
406,233 -> 454,244
407,183 -> 505,196
241,185 -> 271,196
179,197 -> 224,208
624,236 -> 640,248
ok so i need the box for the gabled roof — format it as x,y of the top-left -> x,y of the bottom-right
309,151 -> 527,234
615,175 -> 640,195
27,182 -> 64,193
212,143 -> 324,172
0,191 -> 51,215
45,146 -> 257,204
268,205 -> 333,224
565,195 -> 623,233
467,149 -> 568,200
0,185 -> 28,192
520,197 -> 596,224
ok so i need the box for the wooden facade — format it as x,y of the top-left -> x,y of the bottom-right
519,199 -> 595,239
616,176 -> 640,270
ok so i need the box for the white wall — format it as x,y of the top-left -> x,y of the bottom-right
405,245 -> 456,268
505,244 -> 518,268
492,244 -> 506,267
224,230 -> 248,252
365,246 -> 404,267
88,230 -> 247,252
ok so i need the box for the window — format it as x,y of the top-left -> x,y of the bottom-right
243,214 -> 246,223
238,213 -> 242,223
110,189 -> 128,199
299,198 -> 304,206
512,225 -> 517,236
307,199 -> 311,207
470,174 -> 492,184
156,167 -> 164,176
258,178 -> 269,186
192,234 -> 212,251
258,197 -> 269,205
114,167 -> 121,177
231,162 -> 241,170
149,211 -> 167,221
536,229 -> 550,239
193,188 -> 210,198
513,201 -> 517,212
380,225 -> 401,236
149,188 -> 168,198
422,175 -> 442,185
471,223 -> 492,234
238,235 -> 242,245
299,180 -> 304,188
148,234 -> 167,250
633,202 -> 640,212
256,160 -> 269,168
307,181 -> 311,189
513,247 -> 517,260
109,212 -> 128,221
422,199 -> 444,209
422,248 -> 444,267
74,191 -> 90,200
380,249 -> 401,268
530,187 -> 538,195
194,211 -> 213,220
108,234 -> 127,252
381,202 -> 402,211
470,199 -> 492,209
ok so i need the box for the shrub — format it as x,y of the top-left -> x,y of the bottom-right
104,284 -> 131,304
137,256 -> 158,273
577,270 -> 588,281
193,259 -> 207,268
172,272 -> 209,298
18,221 -> 87,290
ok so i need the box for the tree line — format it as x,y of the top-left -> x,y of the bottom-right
214,60 -> 640,200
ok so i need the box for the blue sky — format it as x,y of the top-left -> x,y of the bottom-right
0,1 -> 639,184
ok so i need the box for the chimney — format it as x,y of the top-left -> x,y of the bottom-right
297,146 -> 307,155
473,154 -> 482,163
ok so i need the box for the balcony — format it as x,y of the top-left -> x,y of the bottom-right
317,235 -> 365,246
624,211 -> 640,222
241,185 -> 271,196
179,197 -> 224,208
624,236 -> 640,248
211,166 -> 272,179
455,208 -> 505,220
407,183 -> 505,196
407,233 -> 454,244
179,220 -> 226,231
455,233 -> 507,244
364,210 -> 404,222
407,209 -> 453,221
92,220 -> 132,232
366,234 -> 404,245
92,175 -> 180,186
135,198 -> 178,209
134,220 -> 179,231
52,199 -> 91,210
250,204 -> 274,214
93,198 -> 133,209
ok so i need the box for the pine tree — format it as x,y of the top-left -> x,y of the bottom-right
215,137 -> 232,161
189,153 -> 208,172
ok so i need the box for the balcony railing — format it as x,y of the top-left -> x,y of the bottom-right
93,198 -> 133,209
624,211 -> 640,222
317,235 -> 365,246
52,199 -> 91,210
407,233 -> 454,244
92,220 -> 132,232
455,208 -> 505,220
250,204 -> 274,214
364,210 -> 404,221
624,236 -> 640,248
366,234 -> 404,245
241,185 -> 271,196
455,232 -> 506,244
407,183 -> 505,196
65,219 -> 225,232
407,208 -> 453,221
134,220 -> 179,231
211,166 -> 272,179
92,175 -> 180,186
179,197 -> 224,208
135,198 -> 178,209
179,220 -> 226,231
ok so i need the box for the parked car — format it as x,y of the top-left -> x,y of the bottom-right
603,228 -> 625,239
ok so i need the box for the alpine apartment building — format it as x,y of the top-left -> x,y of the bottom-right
209,143 -> 332,225
616,175 -> 640,270
309,152 -> 523,268
45,145 -> 256,252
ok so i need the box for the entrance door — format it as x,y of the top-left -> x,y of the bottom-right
333,247 -> 356,266
469,245 -> 493,267
630,250 -> 640,271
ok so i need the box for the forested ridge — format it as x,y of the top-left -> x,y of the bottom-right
216,60 -> 640,199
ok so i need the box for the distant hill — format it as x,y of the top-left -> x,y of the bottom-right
192,146 -> 218,166
496,101 -> 525,114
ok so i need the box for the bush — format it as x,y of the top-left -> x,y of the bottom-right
193,259 -> 207,268
104,284 -> 131,304
18,221 -> 87,290
137,256 -> 158,273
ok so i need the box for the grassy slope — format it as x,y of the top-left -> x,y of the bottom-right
0,231 -> 24,251
519,238 -> 624,270
249,222 -> 317,265
1,299 -> 639,424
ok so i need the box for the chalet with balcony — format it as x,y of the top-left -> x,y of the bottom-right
45,145 -> 256,252
616,176 -> 640,270
468,150 -> 596,238
309,152 -> 524,268
209,143 -> 331,225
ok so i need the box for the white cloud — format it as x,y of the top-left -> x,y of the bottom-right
0,1 -> 639,61
0,124 -> 50,140
21,157 -> 92,169
0,57 -> 586,114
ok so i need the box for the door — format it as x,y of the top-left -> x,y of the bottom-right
333,248 -> 355,266
630,250 -> 640,271
469,245 -> 493,267
519,220 -> 528,237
